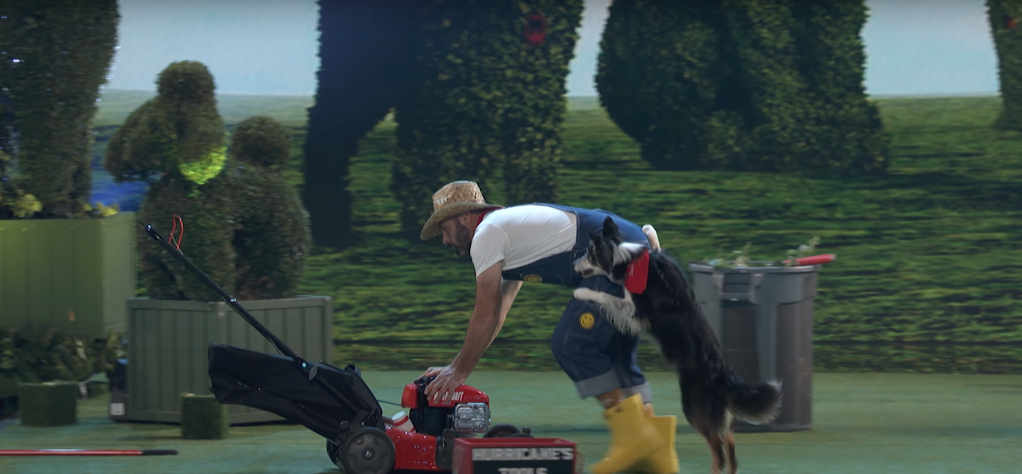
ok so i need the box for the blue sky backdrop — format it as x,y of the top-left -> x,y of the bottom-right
105,0 -> 1000,97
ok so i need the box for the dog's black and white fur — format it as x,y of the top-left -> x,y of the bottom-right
573,217 -> 783,474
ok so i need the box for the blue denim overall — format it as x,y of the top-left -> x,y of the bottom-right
499,203 -> 654,403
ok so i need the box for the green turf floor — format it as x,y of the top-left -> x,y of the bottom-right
2,371 -> 1020,474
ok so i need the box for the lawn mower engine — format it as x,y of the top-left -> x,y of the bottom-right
400,375 -> 498,438
328,375 -> 537,474
385,376 -> 535,471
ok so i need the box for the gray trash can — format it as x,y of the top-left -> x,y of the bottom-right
689,262 -> 820,432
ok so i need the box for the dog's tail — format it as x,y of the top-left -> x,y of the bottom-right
723,374 -> 783,425
642,224 -> 661,251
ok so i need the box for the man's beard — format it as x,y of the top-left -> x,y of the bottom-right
447,221 -> 472,257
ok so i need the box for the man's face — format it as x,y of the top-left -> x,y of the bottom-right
440,214 -> 473,257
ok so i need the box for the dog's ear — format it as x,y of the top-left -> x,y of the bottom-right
588,229 -> 601,244
601,217 -> 620,240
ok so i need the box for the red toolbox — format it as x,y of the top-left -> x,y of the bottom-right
452,437 -> 582,474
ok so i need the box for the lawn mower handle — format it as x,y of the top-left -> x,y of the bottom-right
142,224 -> 369,419
143,224 -> 303,364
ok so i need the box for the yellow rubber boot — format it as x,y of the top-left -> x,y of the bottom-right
589,394 -> 665,474
628,415 -> 680,474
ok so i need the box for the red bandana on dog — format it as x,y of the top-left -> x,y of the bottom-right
625,250 -> 650,294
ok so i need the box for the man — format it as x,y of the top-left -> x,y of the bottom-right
417,181 -> 679,474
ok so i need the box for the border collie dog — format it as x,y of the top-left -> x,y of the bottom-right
573,216 -> 782,474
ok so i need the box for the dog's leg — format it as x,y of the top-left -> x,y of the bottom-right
572,288 -> 643,336
705,432 -> 726,474
725,431 -> 738,474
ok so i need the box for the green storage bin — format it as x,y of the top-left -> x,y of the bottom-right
0,212 -> 138,338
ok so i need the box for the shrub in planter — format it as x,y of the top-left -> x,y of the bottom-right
0,1 -> 136,338
0,0 -> 119,218
0,326 -> 124,411
104,62 -> 327,423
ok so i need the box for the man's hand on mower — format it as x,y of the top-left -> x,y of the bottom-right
422,365 -> 467,402
418,366 -> 445,380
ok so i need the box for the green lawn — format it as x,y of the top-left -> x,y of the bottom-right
3,372 -> 1021,474
92,90 -> 1022,373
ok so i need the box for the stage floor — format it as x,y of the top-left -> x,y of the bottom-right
2,371 -> 1020,474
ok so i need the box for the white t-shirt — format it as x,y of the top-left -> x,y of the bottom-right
470,205 -> 577,277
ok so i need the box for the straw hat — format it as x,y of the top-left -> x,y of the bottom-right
420,181 -> 502,240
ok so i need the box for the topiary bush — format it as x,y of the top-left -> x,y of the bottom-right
496,0 -> 584,206
787,0 -> 890,173
105,61 -> 227,187
227,116 -> 311,300
303,0 -> 424,249
597,1 -> 743,171
0,0 -> 119,218
596,0 -> 887,173
988,0 -> 1022,131
105,62 -> 310,301
0,326 -> 124,388
390,0 -> 583,235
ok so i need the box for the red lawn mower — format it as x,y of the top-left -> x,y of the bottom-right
144,225 -> 578,474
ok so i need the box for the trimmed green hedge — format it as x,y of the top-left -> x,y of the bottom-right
391,1 -> 583,235
597,0 -> 765,171
303,0 -> 424,249
391,2 -> 510,235
229,117 -> 311,300
498,1 -> 584,205
788,0 -> 890,173
105,61 -> 227,186
0,0 -> 119,218
988,0 -> 1022,131
596,0 -> 887,173
106,62 -> 310,301
0,327 -> 124,393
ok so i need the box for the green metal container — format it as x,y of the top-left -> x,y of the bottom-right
689,262 -> 820,432
122,295 -> 333,424
0,212 -> 138,338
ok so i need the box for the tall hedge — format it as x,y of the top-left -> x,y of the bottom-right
0,0 -> 119,218
108,62 -> 310,302
722,0 -> 814,172
597,1 -> 746,171
229,116 -> 311,300
105,61 -> 231,301
391,1 -> 583,235
303,0 -> 423,249
596,0 -> 887,173
498,0 -> 584,205
390,2 -> 512,235
788,0 -> 890,173
988,0 -> 1022,131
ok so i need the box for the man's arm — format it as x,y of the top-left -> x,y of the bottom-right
449,261 -> 507,376
488,279 -> 523,346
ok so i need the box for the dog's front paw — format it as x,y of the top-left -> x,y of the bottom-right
573,288 -> 601,302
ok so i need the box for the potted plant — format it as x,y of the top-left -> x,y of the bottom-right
102,61 -> 331,424
0,2 -> 136,343
0,326 -> 125,420
688,236 -> 835,433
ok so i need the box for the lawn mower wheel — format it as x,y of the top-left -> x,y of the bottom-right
331,427 -> 395,474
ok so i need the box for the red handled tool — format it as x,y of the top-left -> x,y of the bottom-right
0,449 -> 178,456
783,254 -> 836,266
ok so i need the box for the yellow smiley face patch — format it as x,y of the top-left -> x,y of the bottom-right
579,312 -> 595,329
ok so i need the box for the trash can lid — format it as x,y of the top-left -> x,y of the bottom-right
688,262 -> 822,274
